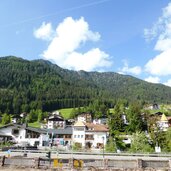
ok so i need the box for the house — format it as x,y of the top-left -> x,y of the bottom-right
157,113 -> 169,131
0,131 -> 13,144
152,103 -> 160,110
77,113 -> 92,123
93,117 -> 107,125
121,114 -> 129,125
0,123 -> 46,146
47,115 -> 65,129
11,115 -> 22,124
72,121 -> 108,149
45,126 -> 73,146
20,112 -> 28,118
0,123 -> 73,147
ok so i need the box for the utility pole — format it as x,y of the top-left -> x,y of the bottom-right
102,136 -> 105,169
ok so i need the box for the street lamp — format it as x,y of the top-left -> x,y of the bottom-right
102,136 -> 105,168
102,136 -> 104,158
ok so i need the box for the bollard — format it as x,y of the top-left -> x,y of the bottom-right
104,158 -> 108,169
34,157 -> 40,169
0,156 -> 5,167
169,159 -> 171,171
136,159 -> 143,169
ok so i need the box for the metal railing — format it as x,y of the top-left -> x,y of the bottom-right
8,149 -> 171,158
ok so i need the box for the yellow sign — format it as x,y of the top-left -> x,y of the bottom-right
53,159 -> 63,168
53,159 -> 58,167
73,159 -> 83,168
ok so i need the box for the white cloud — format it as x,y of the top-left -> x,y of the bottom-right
34,22 -> 54,41
64,48 -> 111,71
145,76 -> 160,84
144,2 -> 171,43
164,79 -> 171,87
144,2 -> 171,76
145,43 -> 171,76
34,17 -> 111,71
120,60 -> 141,75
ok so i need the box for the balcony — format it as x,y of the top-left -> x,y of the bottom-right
85,136 -> 94,140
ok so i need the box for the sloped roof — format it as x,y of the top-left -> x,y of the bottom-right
0,123 -> 24,129
74,121 -> 85,127
85,123 -> 109,132
161,113 -> 168,122
45,126 -> 73,135
0,131 -> 12,137
48,115 -> 64,121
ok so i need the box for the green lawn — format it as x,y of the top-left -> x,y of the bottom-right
59,108 -> 73,119
28,121 -> 41,128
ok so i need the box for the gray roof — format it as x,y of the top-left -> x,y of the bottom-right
44,126 -> 73,135
26,127 -> 47,134
0,131 -> 12,137
0,123 -> 24,129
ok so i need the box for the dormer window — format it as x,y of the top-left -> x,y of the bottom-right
12,129 -> 19,135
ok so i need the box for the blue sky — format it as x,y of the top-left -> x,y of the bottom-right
1,0 -> 171,86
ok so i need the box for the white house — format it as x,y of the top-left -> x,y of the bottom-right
77,113 -> 92,123
47,115 -> 65,129
73,121 -> 108,149
157,113 -> 169,131
0,123 -> 47,146
0,123 -> 74,148
93,117 -> 107,125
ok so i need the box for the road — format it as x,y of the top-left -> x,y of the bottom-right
0,150 -> 170,161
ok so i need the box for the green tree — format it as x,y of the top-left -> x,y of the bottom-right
37,109 -> 43,122
1,113 -> 10,125
105,137 -> 117,152
165,128 -> 171,152
129,132 -> 153,153
126,103 -> 143,133
108,101 -> 125,137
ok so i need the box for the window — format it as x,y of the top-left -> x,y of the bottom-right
78,135 -> 80,138
74,135 -> 76,138
12,129 -> 19,135
81,135 -> 83,138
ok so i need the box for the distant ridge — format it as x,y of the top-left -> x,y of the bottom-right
0,56 -> 171,114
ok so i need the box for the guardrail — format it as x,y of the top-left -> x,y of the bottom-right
9,149 -> 171,158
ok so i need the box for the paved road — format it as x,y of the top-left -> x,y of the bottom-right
0,151 -> 170,161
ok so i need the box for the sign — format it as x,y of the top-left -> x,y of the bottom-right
53,159 -> 58,167
155,146 -> 161,153
73,159 -> 83,168
53,158 -> 63,168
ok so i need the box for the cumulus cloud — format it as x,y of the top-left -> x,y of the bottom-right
34,22 -> 54,41
120,60 -> 141,75
164,79 -> 171,87
145,49 -> 171,75
145,76 -> 160,84
144,2 -> 171,76
34,17 -> 111,71
64,48 -> 111,71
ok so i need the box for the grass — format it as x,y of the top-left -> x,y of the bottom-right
59,108 -> 73,119
28,121 -> 41,128
109,108 -> 114,114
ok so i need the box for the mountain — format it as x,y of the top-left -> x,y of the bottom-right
0,56 -> 171,114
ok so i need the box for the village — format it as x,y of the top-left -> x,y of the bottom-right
0,103 -> 170,153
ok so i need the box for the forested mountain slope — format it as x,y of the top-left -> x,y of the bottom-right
0,56 -> 171,114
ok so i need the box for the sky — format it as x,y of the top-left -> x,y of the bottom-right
1,0 -> 171,86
